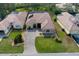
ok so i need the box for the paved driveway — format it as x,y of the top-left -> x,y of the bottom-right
22,30 -> 40,55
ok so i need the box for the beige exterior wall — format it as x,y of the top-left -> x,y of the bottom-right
57,20 -> 70,34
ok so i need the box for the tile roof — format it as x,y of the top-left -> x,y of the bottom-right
8,12 -> 27,25
26,12 -> 55,31
0,12 -> 28,30
57,12 -> 78,32
0,18 -> 10,30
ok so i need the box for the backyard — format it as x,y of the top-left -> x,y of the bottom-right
35,14 -> 79,53
0,30 -> 24,53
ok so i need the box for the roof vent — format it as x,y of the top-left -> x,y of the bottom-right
28,14 -> 33,18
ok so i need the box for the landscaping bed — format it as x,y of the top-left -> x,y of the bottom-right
0,30 -> 24,53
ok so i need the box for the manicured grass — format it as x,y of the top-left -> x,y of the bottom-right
52,15 -> 66,39
0,30 -> 24,53
35,37 -> 65,53
16,8 -> 28,12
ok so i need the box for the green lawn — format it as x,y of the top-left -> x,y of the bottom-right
0,30 -> 24,53
52,15 -> 66,39
16,8 -> 29,12
35,37 -> 66,53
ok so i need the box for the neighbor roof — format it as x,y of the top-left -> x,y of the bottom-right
0,12 -> 28,30
57,12 -> 77,31
7,12 -> 27,25
0,18 -> 10,30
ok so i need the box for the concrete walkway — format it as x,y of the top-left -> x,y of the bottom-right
22,30 -> 40,55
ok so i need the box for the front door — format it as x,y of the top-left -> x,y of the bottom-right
37,23 -> 41,29
33,24 -> 36,29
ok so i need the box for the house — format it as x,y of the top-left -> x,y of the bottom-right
56,3 -> 76,12
7,12 -> 28,29
26,12 -> 55,34
0,12 -> 28,37
57,12 -> 79,45
57,12 -> 79,35
56,3 -> 66,9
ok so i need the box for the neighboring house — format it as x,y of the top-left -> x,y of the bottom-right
26,12 -> 55,34
57,12 -> 79,35
0,18 -> 12,37
56,3 -> 76,12
56,3 -> 66,9
57,12 -> 79,45
0,12 -> 27,37
7,12 -> 27,29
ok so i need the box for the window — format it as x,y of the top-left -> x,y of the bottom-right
77,24 -> 79,27
0,31 -> 5,35
16,25 -> 20,28
46,29 -> 50,32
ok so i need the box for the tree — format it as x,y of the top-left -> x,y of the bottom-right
23,24 -> 26,30
64,4 -> 76,15
0,3 -> 16,20
14,34 -> 24,45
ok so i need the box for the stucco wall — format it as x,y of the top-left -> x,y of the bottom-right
57,20 -> 70,34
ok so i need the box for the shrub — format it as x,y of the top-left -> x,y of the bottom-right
67,34 -> 71,37
54,18 -> 57,22
27,26 -> 31,30
55,38 -> 62,43
62,29 -> 65,32
14,34 -> 24,45
23,24 -> 26,30
53,15 -> 57,22
53,7 -> 62,15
